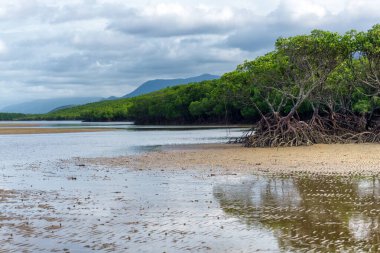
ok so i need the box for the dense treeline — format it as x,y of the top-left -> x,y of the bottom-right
16,25 -> 380,147
238,25 -> 380,146
36,98 -> 134,121
125,79 -> 256,124
0,113 -> 27,120
28,78 -> 257,124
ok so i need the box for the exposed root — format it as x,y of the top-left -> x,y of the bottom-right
239,113 -> 380,147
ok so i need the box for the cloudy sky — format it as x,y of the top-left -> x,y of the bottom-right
0,0 -> 379,107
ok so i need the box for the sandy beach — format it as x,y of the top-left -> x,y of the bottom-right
80,143 -> 380,175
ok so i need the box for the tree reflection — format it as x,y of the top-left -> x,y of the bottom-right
213,175 -> 380,252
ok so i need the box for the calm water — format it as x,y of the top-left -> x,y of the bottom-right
0,121 -> 244,166
214,174 -> 380,252
1,121 -> 380,252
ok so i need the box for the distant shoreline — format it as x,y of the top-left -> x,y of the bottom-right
78,143 -> 380,175
0,128 -> 116,135
0,121 -> 250,135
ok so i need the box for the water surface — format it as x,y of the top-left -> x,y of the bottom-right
0,121 -> 244,166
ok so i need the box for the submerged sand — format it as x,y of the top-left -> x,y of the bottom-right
80,143 -> 380,175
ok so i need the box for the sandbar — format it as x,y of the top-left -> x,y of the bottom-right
80,143 -> 380,175
0,123 -> 41,127
0,128 -> 116,134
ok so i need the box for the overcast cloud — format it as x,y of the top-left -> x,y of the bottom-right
0,0 -> 379,107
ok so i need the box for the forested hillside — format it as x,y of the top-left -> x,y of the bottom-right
122,74 -> 219,98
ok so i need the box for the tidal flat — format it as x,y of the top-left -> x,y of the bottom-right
2,122 -> 380,252
2,158 -> 380,252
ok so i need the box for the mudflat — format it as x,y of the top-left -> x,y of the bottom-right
81,143 -> 380,175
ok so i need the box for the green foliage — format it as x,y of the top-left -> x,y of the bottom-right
126,80 -> 246,124
353,99 -> 371,113
26,99 -> 133,121
0,113 -> 26,120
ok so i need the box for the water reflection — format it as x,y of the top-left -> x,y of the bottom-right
214,175 -> 380,252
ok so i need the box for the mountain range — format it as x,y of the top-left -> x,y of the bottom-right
0,74 -> 219,114
122,74 -> 219,98
1,97 -> 103,114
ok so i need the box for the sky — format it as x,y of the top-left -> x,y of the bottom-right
0,0 -> 379,108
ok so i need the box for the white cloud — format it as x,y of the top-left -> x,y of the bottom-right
285,0 -> 327,19
0,0 -> 378,108
0,39 -> 7,54
108,4 -> 240,37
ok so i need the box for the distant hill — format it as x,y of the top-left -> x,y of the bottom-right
123,74 -> 219,98
1,97 -> 103,114
49,104 -> 77,113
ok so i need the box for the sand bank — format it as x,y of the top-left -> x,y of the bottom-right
80,143 -> 380,175
0,123 -> 41,127
0,128 -> 116,134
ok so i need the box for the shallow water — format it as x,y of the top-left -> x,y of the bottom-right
214,174 -> 380,252
0,121 -> 244,166
1,163 -> 279,252
3,162 -> 380,252
2,122 -> 380,252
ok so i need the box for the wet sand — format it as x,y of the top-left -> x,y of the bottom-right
81,143 -> 380,175
3,143 -> 380,252
0,123 -> 41,127
0,128 -> 116,135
